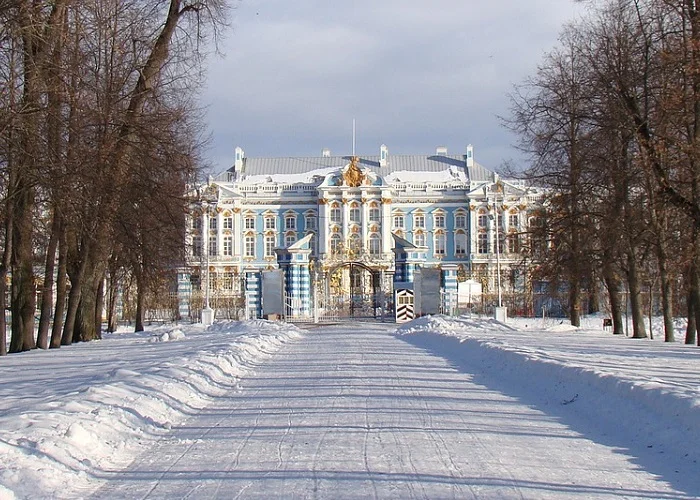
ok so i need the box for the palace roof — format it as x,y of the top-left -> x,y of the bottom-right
224,154 -> 495,185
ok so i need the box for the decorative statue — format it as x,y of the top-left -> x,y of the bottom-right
343,157 -> 365,187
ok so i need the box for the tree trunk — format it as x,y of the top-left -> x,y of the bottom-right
627,250 -> 647,339
61,239 -> 89,345
135,268 -> 145,332
94,274 -> 104,340
686,285 -> 696,345
603,268 -> 624,335
73,259 -> 104,343
36,212 -> 60,349
106,271 -> 119,333
50,226 -> 67,348
569,278 -> 581,327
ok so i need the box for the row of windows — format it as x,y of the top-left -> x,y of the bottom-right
194,231 -> 523,258
193,232 -> 523,259
196,211 -> 523,233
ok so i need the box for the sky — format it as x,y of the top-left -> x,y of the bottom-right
2,316 -> 699,498
200,1 -> 589,175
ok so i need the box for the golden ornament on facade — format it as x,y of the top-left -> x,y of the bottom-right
318,198 -> 328,205
343,157 -> 365,187
381,197 -> 391,204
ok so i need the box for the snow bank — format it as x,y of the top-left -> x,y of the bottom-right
397,315 -> 700,454
0,320 -> 303,499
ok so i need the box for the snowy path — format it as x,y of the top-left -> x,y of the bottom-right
93,323 -> 685,499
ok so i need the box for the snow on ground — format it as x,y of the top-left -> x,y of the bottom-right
397,315 -> 700,496
1,315 -> 700,498
0,320 -> 303,500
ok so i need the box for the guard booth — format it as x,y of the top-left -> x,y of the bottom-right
395,288 -> 415,323
261,269 -> 285,320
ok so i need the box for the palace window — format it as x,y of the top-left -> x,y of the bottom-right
305,214 -> 317,230
434,232 -> 446,256
285,233 -> 296,248
455,231 -> 467,256
285,215 -> 296,230
414,232 -> 425,247
393,214 -> 405,229
223,236 -> 233,256
244,235 -> 255,258
264,216 -> 276,230
330,234 -> 342,255
223,217 -> 233,230
192,217 -> 202,230
455,214 -> 467,229
433,213 -> 446,229
507,233 -> 520,253
222,272 -> 235,291
208,236 -> 217,256
369,207 -> 381,223
348,233 -> 361,254
509,213 -> 519,229
349,206 -> 361,224
369,233 -> 381,255
192,236 -> 202,257
209,217 -> 217,230
478,212 -> 488,228
265,234 -> 276,257
477,233 -> 488,254
414,214 -> 425,229
330,206 -> 342,224
245,216 -> 255,230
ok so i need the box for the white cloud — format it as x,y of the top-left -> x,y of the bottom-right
201,0 -> 587,171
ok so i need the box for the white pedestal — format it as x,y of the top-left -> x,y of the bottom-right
494,306 -> 508,323
201,307 -> 215,327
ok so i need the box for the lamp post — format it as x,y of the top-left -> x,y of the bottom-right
200,196 -> 216,326
485,184 -> 507,322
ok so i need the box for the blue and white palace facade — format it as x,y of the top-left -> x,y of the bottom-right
180,144 -> 544,322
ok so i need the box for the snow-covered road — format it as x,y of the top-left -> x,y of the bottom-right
92,323 -> 685,499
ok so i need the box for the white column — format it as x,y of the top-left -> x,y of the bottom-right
233,207 -> 242,257
319,200 -> 328,255
381,194 -> 392,257
362,196 -> 369,251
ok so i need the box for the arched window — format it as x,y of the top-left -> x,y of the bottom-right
507,233 -> 520,253
414,232 -> 425,247
369,233 -> 381,255
369,203 -> 381,223
285,232 -> 296,248
330,234 -> 342,255
265,234 -> 276,257
349,203 -> 361,224
455,230 -> 467,256
434,232 -> 446,256
244,234 -> 255,258
330,203 -> 342,224
348,233 -> 361,254
477,233 -> 488,254
478,209 -> 488,228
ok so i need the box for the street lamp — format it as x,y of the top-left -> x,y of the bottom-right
484,183 -> 507,322
199,193 -> 216,326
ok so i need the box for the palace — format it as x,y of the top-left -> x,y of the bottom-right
179,144 -> 544,322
